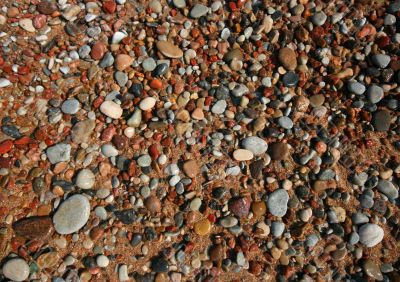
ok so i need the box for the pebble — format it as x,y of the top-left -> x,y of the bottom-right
0,78 -> 11,88
71,119 -> 95,144
371,54 -> 391,68
367,84 -> 384,103
115,54 -> 133,71
363,259 -> 383,281
229,197 -> 250,217
156,41 -> 183,58
100,101 -> 123,119
96,255 -> 110,268
19,18 -> 35,32
101,144 -> 119,157
139,97 -> 157,111
241,136 -> 268,155
61,99 -> 80,114
2,258 -> 30,281
13,216 -> 54,240
278,48 -> 297,70
372,110 -> 391,131
358,223 -> 384,247
377,179 -> 398,199
312,11 -> 327,26
183,159 -> 200,178
194,218 -> 212,235
76,169 -> 96,189
233,149 -> 254,161
46,144 -> 71,164
269,142 -> 289,161
53,195 -> 91,234
211,100 -> 227,114
267,189 -> 289,217
190,4 -> 209,18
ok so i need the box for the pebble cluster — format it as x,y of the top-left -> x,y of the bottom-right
0,0 -> 399,281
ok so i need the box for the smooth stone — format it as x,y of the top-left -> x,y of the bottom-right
151,257 -> 169,273
173,0 -> 186,8
75,169 -> 95,189
349,232 -> 360,245
241,136 -> 268,155
142,58 -> 157,71
139,97 -> 156,111
0,78 -> 11,88
71,119 -> 95,144
367,85 -> 384,103
96,255 -> 109,268
137,154 -> 152,167
211,100 -> 227,114
251,201 -> 267,216
194,218 -> 212,235
13,216 -> 54,240
127,109 -> 142,127
358,223 -> 384,247
372,110 -> 391,131
183,160 -> 200,178
190,4 -> 209,18
371,54 -> 391,68
229,197 -> 251,217
99,52 -> 114,68
46,143 -> 71,164
282,71 -> 299,87
224,49 -> 243,62
19,18 -> 36,32
267,189 -> 289,217
118,265 -> 129,281
148,0 -> 162,13
156,41 -> 183,58
352,212 -> 369,225
388,1 -> 400,13
363,260 -> 383,281
101,144 -> 119,157
305,234 -> 319,247
269,142 -> 289,161
220,216 -> 238,228
278,116 -> 293,129
111,31 -> 127,44
153,63 -> 169,76
115,54 -> 133,71
377,179 -> 398,199
53,195 -> 90,234
231,84 -> 248,97
2,258 -> 30,281
347,81 -> 366,95
100,101 -> 123,119
312,11 -> 327,26
271,221 -> 285,237
144,195 -> 161,213
114,71 -> 128,87
309,95 -> 325,107
61,99 -> 80,114
278,48 -> 297,70
233,149 -> 254,161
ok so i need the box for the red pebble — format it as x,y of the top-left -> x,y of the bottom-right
103,1 -> 117,13
0,140 -> 13,154
148,144 -> 160,159
149,79 -> 163,90
33,14 -> 46,29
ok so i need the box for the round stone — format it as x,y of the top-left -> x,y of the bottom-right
137,154 -> 152,167
211,100 -> 227,114
367,84 -> 384,103
144,195 -> 161,213
173,0 -> 186,8
278,48 -> 297,71
156,41 -> 183,58
101,144 -> 119,157
358,223 -> 384,247
377,179 -> 398,199
75,169 -> 95,189
229,197 -> 251,217
61,99 -> 80,114
372,110 -> 391,131
233,149 -> 254,161
371,54 -> 391,68
183,160 -> 200,178
139,97 -> 157,111
278,116 -> 293,129
347,81 -> 366,95
312,11 -> 327,26
363,259 -> 383,280
53,194 -> 90,235
194,218 -> 212,235
142,58 -> 157,71
148,0 -> 162,13
282,71 -> 299,87
100,101 -> 123,119
115,54 -> 133,71
96,255 -> 109,268
267,189 -> 289,217
241,136 -> 268,156
2,258 -> 30,281
251,201 -> 267,217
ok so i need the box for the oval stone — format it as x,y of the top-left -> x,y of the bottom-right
100,101 -> 123,119
358,223 -> 384,247
156,41 -> 183,58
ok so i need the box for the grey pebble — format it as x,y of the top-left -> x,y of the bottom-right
46,143 -> 71,164
267,189 -> 289,217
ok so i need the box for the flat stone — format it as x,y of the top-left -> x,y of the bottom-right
61,99 -> 80,114
53,194 -> 90,234
267,189 -> 289,217
100,101 -> 123,119
372,110 -> 391,131
309,94 -> 325,107
269,142 -> 289,161
2,258 -> 30,282
183,159 -> 200,178
75,168 -> 95,189
271,221 -> 285,237
156,41 -> 183,58
363,259 -> 383,281
13,216 -> 54,240
46,143 -> 71,164
233,149 -> 254,161
278,48 -> 297,70
190,4 -> 209,18
282,71 -> 299,87
278,116 -> 293,129
91,41 -> 106,60
194,218 -> 212,235
377,179 -> 398,199
358,223 -> 384,247
241,136 -> 268,155
19,18 -> 35,32
139,97 -> 156,111
137,154 -> 152,167
71,119 -> 95,144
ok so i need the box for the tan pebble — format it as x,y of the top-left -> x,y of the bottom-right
233,149 -> 254,161
191,108 -> 204,120
156,41 -> 183,58
115,54 -> 133,71
183,159 -> 200,178
194,218 -> 212,236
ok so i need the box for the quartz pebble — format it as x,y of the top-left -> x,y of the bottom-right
358,223 -> 384,247
267,189 -> 289,217
2,258 -> 30,282
100,101 -> 123,119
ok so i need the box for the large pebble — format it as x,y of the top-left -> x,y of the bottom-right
46,143 -> 71,164
190,4 -> 209,18
53,194 -> 90,234
233,149 -> 254,161
358,223 -> 384,247
139,97 -> 156,111
371,54 -> 391,68
0,78 -> 11,88
100,101 -> 123,119
241,136 -> 268,155
19,18 -> 36,32
2,258 -> 30,281
156,41 -> 183,58
377,179 -> 398,199
267,189 -> 289,217
71,119 -> 95,144
75,169 -> 96,189
278,48 -> 297,71
372,110 -> 391,131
